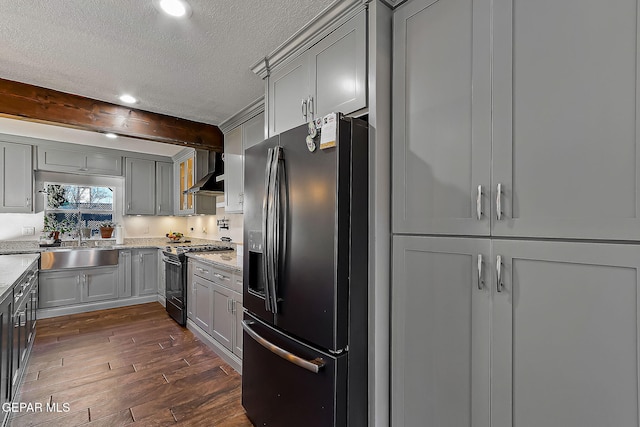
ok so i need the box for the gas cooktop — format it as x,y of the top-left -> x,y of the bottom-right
163,244 -> 234,256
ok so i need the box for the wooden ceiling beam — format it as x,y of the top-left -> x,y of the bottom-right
0,78 -> 223,151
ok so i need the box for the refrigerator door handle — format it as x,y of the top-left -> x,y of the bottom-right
242,320 -> 325,374
268,146 -> 283,314
262,148 -> 275,312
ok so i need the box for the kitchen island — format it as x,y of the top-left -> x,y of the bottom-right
0,253 -> 40,426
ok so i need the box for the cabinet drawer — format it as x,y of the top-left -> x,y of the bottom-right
191,261 -> 238,291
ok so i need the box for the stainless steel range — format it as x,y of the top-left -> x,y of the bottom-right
162,244 -> 234,325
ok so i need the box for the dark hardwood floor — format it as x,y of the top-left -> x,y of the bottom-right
11,303 -> 253,427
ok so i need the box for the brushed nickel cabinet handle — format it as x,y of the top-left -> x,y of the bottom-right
496,255 -> 503,293
496,183 -> 503,220
477,254 -> 484,290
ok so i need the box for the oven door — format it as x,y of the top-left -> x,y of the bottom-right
162,253 -> 185,325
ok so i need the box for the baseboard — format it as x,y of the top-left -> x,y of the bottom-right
187,319 -> 242,374
37,295 -> 159,319
157,294 -> 166,307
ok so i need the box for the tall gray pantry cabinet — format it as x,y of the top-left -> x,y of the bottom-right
391,0 -> 640,426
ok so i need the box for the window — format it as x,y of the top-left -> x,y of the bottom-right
44,183 -> 114,238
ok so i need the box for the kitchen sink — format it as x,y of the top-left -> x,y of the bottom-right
40,248 -> 119,270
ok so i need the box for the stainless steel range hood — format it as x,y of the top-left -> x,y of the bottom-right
185,151 -> 224,196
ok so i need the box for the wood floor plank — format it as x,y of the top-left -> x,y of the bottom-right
14,303 -> 250,427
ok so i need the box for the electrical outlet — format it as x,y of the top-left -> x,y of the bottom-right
22,227 -> 35,236
143,226 -> 149,234
202,227 -> 207,234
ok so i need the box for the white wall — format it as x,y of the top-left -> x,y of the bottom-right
186,210 -> 244,243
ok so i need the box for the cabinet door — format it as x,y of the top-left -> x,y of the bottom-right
232,293 -> 243,358
156,162 -> 174,216
0,142 -> 32,213
492,240 -> 640,427
392,236 -> 491,427
82,267 -> 118,302
187,261 -> 194,320
309,10 -> 367,119
0,295 -> 10,406
38,271 -> 82,308
492,0 -> 640,240
125,158 -> 156,215
211,283 -> 233,351
268,54 -> 310,136
392,0 -> 491,236
118,250 -> 132,298
85,153 -> 122,176
193,276 -> 213,332
134,250 -> 158,296
37,147 -> 85,172
243,112 -> 265,151
174,155 -> 195,215
224,126 -> 244,213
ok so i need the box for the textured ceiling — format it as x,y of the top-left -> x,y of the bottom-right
0,0 -> 334,125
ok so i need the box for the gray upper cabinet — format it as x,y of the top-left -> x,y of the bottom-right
224,126 -> 243,213
155,162 -> 173,216
224,111 -> 265,214
309,9 -> 367,120
0,142 -> 32,213
269,53 -> 310,136
125,159 -> 173,216
38,147 -> 122,176
392,0 -> 491,236
267,10 -> 367,136
491,240 -> 640,427
243,112 -> 265,151
491,0 -> 640,240
392,235 -> 491,427
124,158 -> 155,215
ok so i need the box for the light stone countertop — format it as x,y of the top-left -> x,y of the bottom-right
0,238 -> 233,255
0,253 -> 39,299
186,250 -> 243,273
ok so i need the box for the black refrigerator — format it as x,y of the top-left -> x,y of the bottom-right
242,114 -> 368,427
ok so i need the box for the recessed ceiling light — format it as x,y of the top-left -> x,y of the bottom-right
105,133 -> 118,139
155,0 -> 191,18
119,94 -> 137,104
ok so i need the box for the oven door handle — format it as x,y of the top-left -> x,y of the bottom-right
242,320 -> 325,373
162,255 -> 183,267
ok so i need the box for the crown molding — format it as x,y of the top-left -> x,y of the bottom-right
251,0 -> 368,79
218,96 -> 265,134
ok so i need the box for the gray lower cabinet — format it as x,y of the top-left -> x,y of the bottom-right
192,275 -> 213,332
118,250 -> 132,298
392,236 -> 491,427
39,266 -> 118,308
188,259 -> 243,359
491,240 -> 640,427
392,0 -> 491,236
132,249 -> 158,296
39,270 -> 82,308
0,141 -> 33,213
393,236 -> 640,427
37,147 -> 122,176
82,267 -> 118,302
125,158 -> 156,215
211,283 -> 233,351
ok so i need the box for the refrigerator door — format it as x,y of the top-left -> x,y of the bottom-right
242,312 -> 347,427
274,120 -> 353,351
244,135 -> 280,325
